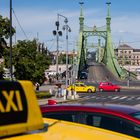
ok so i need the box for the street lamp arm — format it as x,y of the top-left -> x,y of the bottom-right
57,13 -> 68,21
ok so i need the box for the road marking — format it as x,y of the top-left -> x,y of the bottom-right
108,96 -> 113,98
119,96 -> 127,100
112,96 -> 120,100
81,95 -> 140,105
95,97 -> 101,99
126,96 -> 135,100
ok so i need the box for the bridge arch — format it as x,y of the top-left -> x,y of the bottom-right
76,1 -> 128,80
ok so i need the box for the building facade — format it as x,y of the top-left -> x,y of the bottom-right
115,44 -> 140,66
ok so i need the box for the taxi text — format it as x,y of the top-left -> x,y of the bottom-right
0,90 -> 23,112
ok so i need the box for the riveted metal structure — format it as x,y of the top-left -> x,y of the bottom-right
77,1 -> 127,79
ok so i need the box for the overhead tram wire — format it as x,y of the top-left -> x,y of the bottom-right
123,40 -> 140,44
112,40 -> 140,47
12,9 -> 28,40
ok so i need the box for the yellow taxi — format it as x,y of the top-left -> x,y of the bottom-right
67,82 -> 96,93
1,80 -> 139,140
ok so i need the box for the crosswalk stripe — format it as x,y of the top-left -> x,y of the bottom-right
119,96 -> 127,100
81,95 -> 140,103
125,97 -> 135,100
136,97 -> 140,100
112,96 -> 120,100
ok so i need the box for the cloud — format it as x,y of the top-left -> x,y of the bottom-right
110,14 -> 140,48
3,5 -> 140,50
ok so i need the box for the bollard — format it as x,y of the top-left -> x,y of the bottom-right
63,89 -> 67,100
68,90 -> 72,99
49,89 -> 53,95
127,79 -> 130,87
74,91 -> 77,99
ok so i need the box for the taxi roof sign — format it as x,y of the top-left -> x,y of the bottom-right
0,80 -> 43,137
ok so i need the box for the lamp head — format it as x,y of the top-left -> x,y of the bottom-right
55,21 -> 59,27
58,31 -> 62,36
53,30 -> 56,35
68,28 -> 71,32
62,26 -> 65,31
64,18 -> 68,24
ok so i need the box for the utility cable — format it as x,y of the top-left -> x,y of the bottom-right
12,9 -> 28,40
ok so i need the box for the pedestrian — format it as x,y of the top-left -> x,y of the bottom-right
49,76 -> 52,84
35,82 -> 40,91
58,87 -> 62,97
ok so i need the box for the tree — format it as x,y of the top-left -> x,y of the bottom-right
0,15 -> 15,45
12,39 -> 50,84
0,15 -> 15,79
58,53 -> 72,64
58,53 -> 66,64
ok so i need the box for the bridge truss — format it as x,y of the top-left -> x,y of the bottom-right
76,1 -> 127,79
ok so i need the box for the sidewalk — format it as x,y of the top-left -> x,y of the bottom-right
38,84 -> 79,106
38,96 -> 79,106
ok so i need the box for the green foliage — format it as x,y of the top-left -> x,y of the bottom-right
0,15 -> 15,39
0,15 -> 15,79
58,53 -> 73,64
58,53 -> 66,64
36,91 -> 52,99
0,61 -> 4,79
12,39 -> 50,84
3,47 -> 10,67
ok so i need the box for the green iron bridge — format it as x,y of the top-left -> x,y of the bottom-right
76,1 -> 134,80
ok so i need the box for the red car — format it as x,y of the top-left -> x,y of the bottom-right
41,104 -> 140,138
98,82 -> 120,92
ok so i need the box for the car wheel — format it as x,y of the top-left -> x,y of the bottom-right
87,89 -> 92,93
99,88 -> 103,92
115,88 -> 119,92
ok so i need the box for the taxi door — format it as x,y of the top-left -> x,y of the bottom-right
78,84 -> 86,92
74,83 -> 81,92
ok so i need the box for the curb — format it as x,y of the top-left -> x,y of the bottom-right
38,97 -> 81,106
120,86 -> 140,90
56,98 -> 82,104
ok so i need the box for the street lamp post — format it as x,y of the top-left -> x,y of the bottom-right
72,48 -> 77,84
53,15 -> 62,80
63,18 -> 71,88
53,14 -> 71,87
10,0 -> 13,80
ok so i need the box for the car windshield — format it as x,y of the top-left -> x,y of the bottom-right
129,112 -> 140,120
80,84 -> 85,86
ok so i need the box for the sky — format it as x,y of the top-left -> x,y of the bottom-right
1,0 -> 140,51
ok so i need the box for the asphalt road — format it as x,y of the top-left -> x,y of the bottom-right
72,89 -> 140,106
86,62 -> 140,87
88,62 -> 119,83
